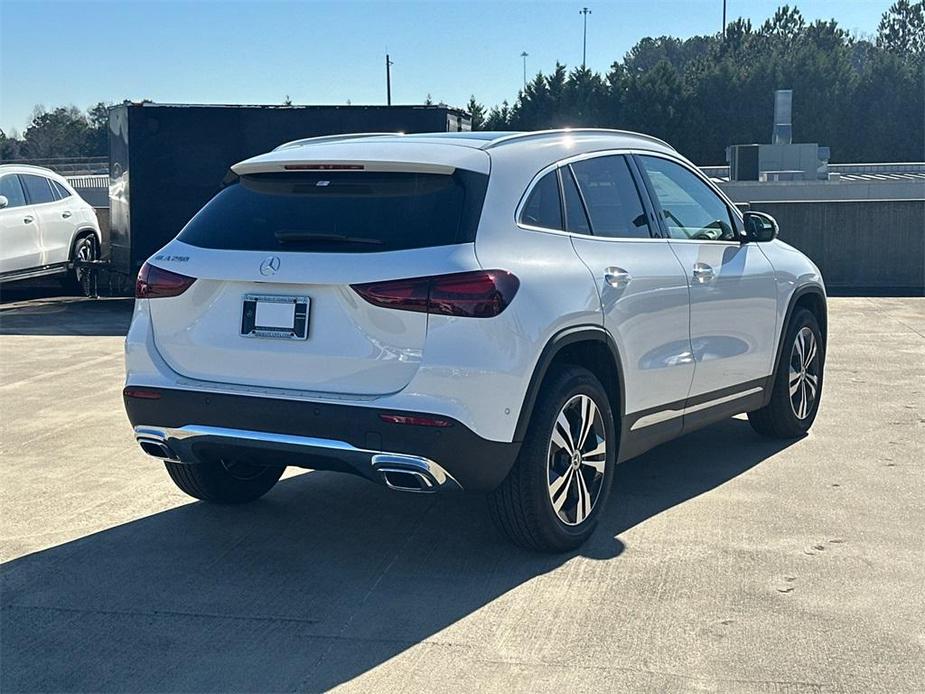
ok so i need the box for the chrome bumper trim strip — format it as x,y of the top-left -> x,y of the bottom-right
133,424 -> 462,492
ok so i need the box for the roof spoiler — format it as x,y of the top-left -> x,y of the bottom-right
272,133 -> 403,152
232,159 -> 456,176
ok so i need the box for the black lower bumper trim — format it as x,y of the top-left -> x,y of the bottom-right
124,388 -> 520,492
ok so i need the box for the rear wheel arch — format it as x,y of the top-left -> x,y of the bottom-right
63,230 -> 101,295
514,326 -> 625,443
69,228 -> 100,259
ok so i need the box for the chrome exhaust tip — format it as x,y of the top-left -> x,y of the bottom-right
378,467 -> 437,493
371,453 -> 462,493
136,438 -> 177,461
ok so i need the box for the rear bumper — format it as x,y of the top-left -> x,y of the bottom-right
124,388 -> 520,492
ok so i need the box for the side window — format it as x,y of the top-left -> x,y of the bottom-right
637,156 -> 736,241
20,174 -> 56,205
0,175 -> 27,208
51,180 -> 72,199
520,171 -> 562,230
570,155 -> 652,239
561,166 -> 591,235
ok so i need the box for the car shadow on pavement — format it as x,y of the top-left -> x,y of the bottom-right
1,418 -> 794,693
0,287 -> 133,336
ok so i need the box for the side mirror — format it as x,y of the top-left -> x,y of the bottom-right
743,211 -> 778,242
0,195 -> 8,209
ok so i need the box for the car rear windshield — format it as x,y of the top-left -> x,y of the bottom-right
177,170 -> 489,253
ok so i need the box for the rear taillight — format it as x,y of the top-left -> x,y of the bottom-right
135,261 -> 196,299
351,270 -> 519,318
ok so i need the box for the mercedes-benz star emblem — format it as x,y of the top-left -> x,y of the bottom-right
259,256 -> 281,276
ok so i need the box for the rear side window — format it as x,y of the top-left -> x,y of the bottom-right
51,180 -> 71,199
0,175 -> 27,208
561,167 -> 591,235
570,156 -> 652,239
520,171 -> 562,230
20,174 -> 56,205
178,170 -> 488,253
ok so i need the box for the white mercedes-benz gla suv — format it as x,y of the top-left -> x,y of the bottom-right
0,164 -> 102,293
124,130 -> 826,552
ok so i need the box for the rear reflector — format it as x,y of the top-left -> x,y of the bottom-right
379,413 -> 453,428
283,164 -> 365,170
123,387 -> 161,400
352,270 -> 519,318
135,261 -> 196,299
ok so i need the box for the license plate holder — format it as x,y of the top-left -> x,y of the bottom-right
241,294 -> 310,340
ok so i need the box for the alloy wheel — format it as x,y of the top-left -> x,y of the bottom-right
546,394 -> 607,526
75,237 -> 97,293
789,326 -> 820,420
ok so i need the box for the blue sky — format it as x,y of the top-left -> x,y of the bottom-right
1,0 -> 890,134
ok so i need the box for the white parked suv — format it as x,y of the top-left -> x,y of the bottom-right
124,130 -> 826,551
0,164 -> 102,293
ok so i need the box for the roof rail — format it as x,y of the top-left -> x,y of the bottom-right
482,128 -> 675,151
0,162 -> 72,176
273,132 -> 402,152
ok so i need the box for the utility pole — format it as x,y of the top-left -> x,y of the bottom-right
520,51 -> 529,88
579,7 -> 591,69
385,53 -> 393,106
722,0 -> 727,40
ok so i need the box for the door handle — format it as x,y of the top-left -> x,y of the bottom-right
62,211 -> 72,218
604,266 -> 631,288
23,215 -> 34,224
692,263 -> 715,284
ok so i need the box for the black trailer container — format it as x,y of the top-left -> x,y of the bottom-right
108,103 -> 470,283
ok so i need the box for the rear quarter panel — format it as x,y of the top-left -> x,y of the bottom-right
452,161 -> 602,442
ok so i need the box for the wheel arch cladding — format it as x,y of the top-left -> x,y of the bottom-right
794,289 -> 827,342
773,285 -> 827,385
514,326 -> 625,443
71,228 -> 99,258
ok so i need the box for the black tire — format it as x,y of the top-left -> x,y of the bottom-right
748,308 -> 824,439
488,366 -> 617,552
62,233 -> 98,296
164,460 -> 285,504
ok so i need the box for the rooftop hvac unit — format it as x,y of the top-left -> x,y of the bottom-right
728,144 -> 760,181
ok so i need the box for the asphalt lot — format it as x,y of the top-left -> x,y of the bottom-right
0,290 -> 922,693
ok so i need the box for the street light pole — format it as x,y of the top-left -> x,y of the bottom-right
386,53 -> 393,106
520,51 -> 529,88
579,7 -> 591,69
722,0 -> 727,40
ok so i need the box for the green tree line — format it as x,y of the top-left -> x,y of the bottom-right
2,2 -> 922,165
1,102 -> 110,161
467,1 -> 924,163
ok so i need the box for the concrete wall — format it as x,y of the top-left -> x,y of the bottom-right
90,197 -> 923,295
747,199 -> 925,294
66,175 -> 109,207
719,179 -> 925,202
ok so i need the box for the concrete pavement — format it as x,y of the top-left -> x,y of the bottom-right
1,295 -> 923,692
